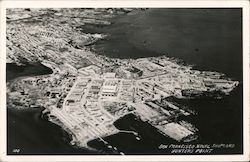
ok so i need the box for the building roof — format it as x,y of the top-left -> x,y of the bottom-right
104,72 -> 116,78
102,80 -> 118,93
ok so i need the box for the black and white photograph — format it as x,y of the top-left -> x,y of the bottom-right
0,0 -> 249,162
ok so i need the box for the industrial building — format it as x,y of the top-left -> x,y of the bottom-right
101,80 -> 119,97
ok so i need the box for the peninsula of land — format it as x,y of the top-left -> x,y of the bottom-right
6,8 -> 239,154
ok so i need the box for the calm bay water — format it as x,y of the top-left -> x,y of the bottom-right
91,8 -> 242,81
8,107 -> 97,155
6,63 -> 53,81
7,8 -> 243,155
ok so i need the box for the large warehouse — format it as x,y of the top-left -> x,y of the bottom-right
101,80 -> 119,97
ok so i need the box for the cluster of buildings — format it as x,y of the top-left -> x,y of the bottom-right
51,53 -> 239,146
52,70 -> 199,146
119,80 -> 134,102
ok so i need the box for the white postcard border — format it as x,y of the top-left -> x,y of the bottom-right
0,0 -> 249,162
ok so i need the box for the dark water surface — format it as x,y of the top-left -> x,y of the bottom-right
7,107 -> 97,155
7,8 -> 243,155
6,63 -> 53,81
91,8 -> 242,81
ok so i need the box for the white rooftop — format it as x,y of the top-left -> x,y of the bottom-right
104,72 -> 116,78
